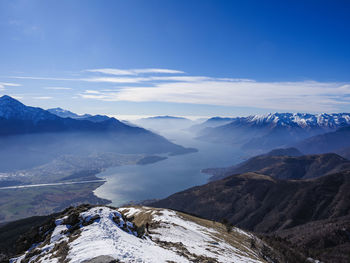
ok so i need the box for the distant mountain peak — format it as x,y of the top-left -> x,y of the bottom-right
147,115 -> 187,120
47,107 -> 82,118
48,107 -> 66,112
0,95 -> 57,122
47,107 -> 113,123
0,95 -> 23,105
221,112 -> 350,130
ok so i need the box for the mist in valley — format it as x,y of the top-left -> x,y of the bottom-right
93,117 -> 244,205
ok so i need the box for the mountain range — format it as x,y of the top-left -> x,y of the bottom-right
47,107 -> 110,122
196,113 -> 350,152
0,95 -> 195,171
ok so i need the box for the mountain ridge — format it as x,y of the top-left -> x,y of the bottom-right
196,112 -> 350,152
0,95 -> 196,171
203,149 -> 350,181
150,170 -> 350,232
1,205 -> 299,263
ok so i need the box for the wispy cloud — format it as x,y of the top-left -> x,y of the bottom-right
0,82 -> 21,90
85,68 -> 184,76
44,87 -> 72,90
6,73 -> 220,84
5,69 -> 350,112
83,77 -> 149,84
9,76 -> 77,81
33,96 -> 53,100
79,80 -> 350,112
81,75 -> 212,84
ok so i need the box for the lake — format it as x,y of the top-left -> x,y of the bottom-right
94,129 -> 243,206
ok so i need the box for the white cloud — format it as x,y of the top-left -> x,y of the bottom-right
44,87 -> 72,90
33,96 -> 53,100
85,90 -> 101,94
81,75 -> 212,84
79,80 -> 350,112
85,68 -> 184,76
149,76 -> 212,82
6,69 -> 350,112
83,77 -> 148,84
0,82 -> 21,90
9,76 -> 77,81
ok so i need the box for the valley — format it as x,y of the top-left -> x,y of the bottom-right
1,96 -> 350,262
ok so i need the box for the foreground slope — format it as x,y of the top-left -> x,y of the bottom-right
150,171 -> 350,262
6,205 -> 291,263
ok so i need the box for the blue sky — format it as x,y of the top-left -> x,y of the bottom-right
0,0 -> 350,118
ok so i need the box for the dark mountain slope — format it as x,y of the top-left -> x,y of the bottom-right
0,95 -> 144,135
296,126 -> 350,154
204,150 -> 350,181
269,215 -> 350,263
264,147 -> 303,157
336,146 -> 350,159
150,170 -> 350,233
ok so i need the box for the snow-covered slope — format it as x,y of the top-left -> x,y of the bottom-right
0,95 -> 58,123
197,113 -> 350,151
47,107 -> 110,122
244,113 -> 350,129
199,113 -> 350,131
47,107 -> 87,119
10,205 -> 275,263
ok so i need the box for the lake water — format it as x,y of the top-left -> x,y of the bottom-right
94,130 -> 243,206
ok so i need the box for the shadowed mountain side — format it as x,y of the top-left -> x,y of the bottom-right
295,126 -> 350,155
189,117 -> 236,132
336,146 -> 350,160
203,150 -> 350,181
0,96 -> 196,171
268,215 -> 350,263
0,131 -> 196,172
150,171 -> 350,233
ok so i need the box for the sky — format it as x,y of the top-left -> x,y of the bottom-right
0,0 -> 350,119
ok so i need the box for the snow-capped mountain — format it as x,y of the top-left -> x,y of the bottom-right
197,113 -> 350,152
47,107 -> 90,119
10,205 -> 281,263
0,95 -> 196,171
0,95 -> 132,135
47,107 -> 110,122
199,113 -> 350,131
242,113 -> 350,129
0,95 -> 58,123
